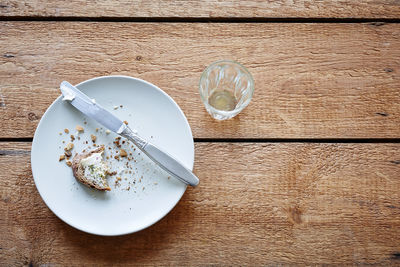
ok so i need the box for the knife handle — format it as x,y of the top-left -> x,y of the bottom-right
121,126 -> 199,187
143,143 -> 199,187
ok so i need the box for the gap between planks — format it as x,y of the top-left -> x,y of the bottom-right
0,17 -> 400,24
1,138 -> 400,144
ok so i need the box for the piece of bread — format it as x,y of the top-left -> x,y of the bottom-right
71,145 -> 111,191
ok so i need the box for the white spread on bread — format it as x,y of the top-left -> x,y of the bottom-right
80,152 -> 109,187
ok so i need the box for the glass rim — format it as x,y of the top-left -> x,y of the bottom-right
198,60 -> 255,114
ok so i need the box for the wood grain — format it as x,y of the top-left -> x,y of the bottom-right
1,142 -> 400,265
0,22 -> 399,139
1,0 -> 400,19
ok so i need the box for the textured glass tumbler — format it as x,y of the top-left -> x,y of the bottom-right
199,60 -> 254,120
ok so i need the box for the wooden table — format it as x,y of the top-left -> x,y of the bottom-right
1,1 -> 400,265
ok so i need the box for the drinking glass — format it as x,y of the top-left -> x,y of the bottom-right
199,60 -> 254,120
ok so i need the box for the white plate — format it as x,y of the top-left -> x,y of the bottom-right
31,76 -> 194,236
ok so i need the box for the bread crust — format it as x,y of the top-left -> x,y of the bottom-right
71,145 -> 111,191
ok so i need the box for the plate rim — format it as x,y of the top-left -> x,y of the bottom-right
31,75 -> 194,236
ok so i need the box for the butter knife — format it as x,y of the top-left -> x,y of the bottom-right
60,81 -> 199,187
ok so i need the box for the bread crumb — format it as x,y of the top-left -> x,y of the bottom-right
105,129 -> 111,134
91,134 -> 97,143
64,150 -> 72,158
64,143 -> 74,151
70,135 -> 75,141
76,125 -> 84,132
66,160 -> 72,167
106,156 -> 109,160
59,155 -> 65,161
114,155 -> 120,160
96,128 -> 99,132
120,149 -> 127,157
154,182 -> 158,185
64,128 -> 69,134
59,132 -> 62,135
114,140 -> 121,148
123,120 -> 128,125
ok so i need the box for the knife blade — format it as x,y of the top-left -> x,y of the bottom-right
60,81 -> 199,187
60,81 -> 125,134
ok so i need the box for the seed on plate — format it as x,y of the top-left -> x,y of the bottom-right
91,134 -> 97,143
64,150 -> 72,158
66,160 -> 72,167
70,135 -> 75,141
105,129 -> 111,135
96,128 -> 99,132
114,140 -> 121,147
59,132 -> 62,135
113,106 -> 118,110
64,128 -> 69,134
120,105 -> 123,108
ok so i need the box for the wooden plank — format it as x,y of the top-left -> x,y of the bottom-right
1,0 -> 400,19
1,142 -> 400,265
0,22 -> 399,139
